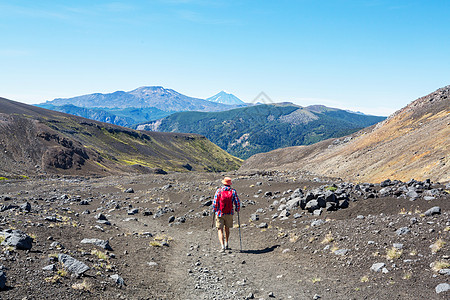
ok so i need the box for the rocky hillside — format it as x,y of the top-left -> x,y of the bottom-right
0,97 -> 242,176
241,86 -> 450,183
138,104 -> 385,159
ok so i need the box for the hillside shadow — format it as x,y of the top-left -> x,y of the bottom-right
240,244 -> 279,254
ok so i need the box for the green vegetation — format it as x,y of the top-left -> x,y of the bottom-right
0,177 -> 8,180
147,104 -> 385,159
38,113 -> 241,173
325,186 -> 337,192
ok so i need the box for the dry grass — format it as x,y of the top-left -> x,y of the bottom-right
72,279 -> 93,291
402,272 -> 412,280
430,238 -> 446,253
321,232 -> 334,244
431,261 -> 450,272
57,268 -> 68,277
330,244 -> 339,253
289,233 -> 299,243
44,275 -> 61,284
386,247 -> 403,260
360,275 -> 369,283
149,241 -> 162,247
311,277 -> 321,283
91,249 -> 108,260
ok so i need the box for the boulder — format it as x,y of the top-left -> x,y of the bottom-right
305,200 -> 319,212
290,188 -> 304,199
317,196 -> 326,208
370,263 -> 385,272
379,187 -> 392,197
95,213 -> 107,220
435,283 -> 450,294
338,199 -> 349,209
406,190 -> 419,199
380,179 -> 392,187
0,270 -> 6,290
286,198 -> 300,210
19,202 -> 31,212
58,254 -> 89,276
127,208 -> 139,215
424,206 -> 441,216
258,222 -> 268,228
311,219 -> 325,227
334,249 -> 350,256
279,209 -> 290,218
81,238 -> 113,251
250,214 -> 259,221
111,274 -> 125,286
0,229 -> 33,250
124,188 -> 134,193
324,191 -> 337,203
396,227 -> 410,236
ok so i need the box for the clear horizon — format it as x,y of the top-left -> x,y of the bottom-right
1,0 -> 449,116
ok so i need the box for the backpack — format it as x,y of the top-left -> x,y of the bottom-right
219,189 -> 233,214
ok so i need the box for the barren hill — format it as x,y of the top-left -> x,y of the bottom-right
0,97 -> 242,176
241,86 -> 450,183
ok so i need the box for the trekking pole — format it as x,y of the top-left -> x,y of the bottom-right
209,212 -> 215,253
237,211 -> 242,252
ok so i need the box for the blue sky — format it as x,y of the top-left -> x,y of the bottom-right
1,0 -> 449,115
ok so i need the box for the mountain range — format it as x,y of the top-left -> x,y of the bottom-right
137,104 -> 386,159
36,86 -> 246,127
241,85 -> 450,183
0,97 -> 242,176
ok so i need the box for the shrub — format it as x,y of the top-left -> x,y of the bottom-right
325,186 -> 337,192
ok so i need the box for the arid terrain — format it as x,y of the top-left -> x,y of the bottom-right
0,171 -> 448,299
242,86 -> 450,183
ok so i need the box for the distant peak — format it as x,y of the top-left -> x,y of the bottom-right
206,91 -> 245,105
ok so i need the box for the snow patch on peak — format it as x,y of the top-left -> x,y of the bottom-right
206,91 -> 245,105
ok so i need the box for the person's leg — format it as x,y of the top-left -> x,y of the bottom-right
223,214 -> 233,249
224,226 -> 230,248
217,228 -> 224,247
216,216 -> 225,250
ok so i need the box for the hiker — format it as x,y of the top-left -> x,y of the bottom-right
213,177 -> 240,252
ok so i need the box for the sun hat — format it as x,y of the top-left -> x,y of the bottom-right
222,177 -> 232,186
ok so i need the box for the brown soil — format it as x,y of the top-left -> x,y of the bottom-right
0,172 -> 448,299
